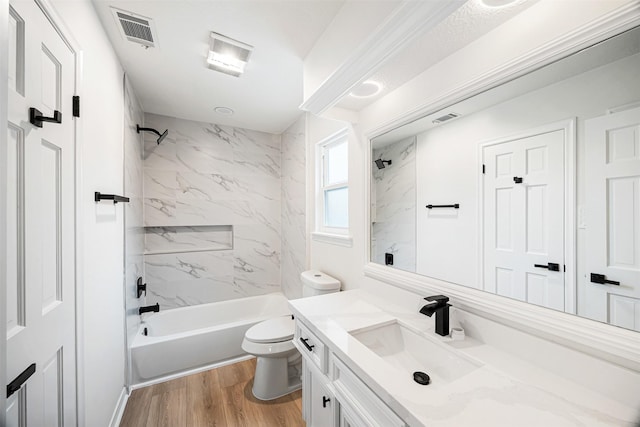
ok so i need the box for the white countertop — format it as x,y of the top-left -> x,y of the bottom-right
289,289 -> 639,427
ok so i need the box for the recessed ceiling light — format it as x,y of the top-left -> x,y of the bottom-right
349,80 -> 383,98
479,0 -> 523,8
214,106 -> 234,115
207,32 -> 253,77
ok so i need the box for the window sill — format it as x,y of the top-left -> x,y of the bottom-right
311,232 -> 353,248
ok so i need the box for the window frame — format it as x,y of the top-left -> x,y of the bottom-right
315,129 -> 350,238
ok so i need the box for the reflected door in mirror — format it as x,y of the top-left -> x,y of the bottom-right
482,128 -> 565,311
585,106 -> 640,331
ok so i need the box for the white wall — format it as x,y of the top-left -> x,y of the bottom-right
307,113 -> 365,289
50,0 -> 127,425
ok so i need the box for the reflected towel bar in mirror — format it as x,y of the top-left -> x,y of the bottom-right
426,204 -> 459,209
95,192 -> 130,204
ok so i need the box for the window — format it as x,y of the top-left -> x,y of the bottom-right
315,129 -> 351,243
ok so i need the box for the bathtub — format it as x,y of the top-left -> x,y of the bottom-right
131,292 -> 291,383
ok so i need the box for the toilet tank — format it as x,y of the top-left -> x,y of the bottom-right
301,270 -> 341,297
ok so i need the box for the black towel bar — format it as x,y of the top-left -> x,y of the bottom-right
95,192 -> 130,204
426,204 -> 460,209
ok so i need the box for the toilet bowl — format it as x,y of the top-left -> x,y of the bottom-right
242,270 -> 340,400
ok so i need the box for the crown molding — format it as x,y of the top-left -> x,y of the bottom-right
299,0 -> 466,115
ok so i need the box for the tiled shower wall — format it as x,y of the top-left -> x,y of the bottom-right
281,115 -> 307,299
142,113 -> 285,309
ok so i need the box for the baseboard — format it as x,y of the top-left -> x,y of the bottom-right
108,387 -> 129,427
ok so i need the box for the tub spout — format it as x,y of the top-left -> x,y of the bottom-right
139,303 -> 159,315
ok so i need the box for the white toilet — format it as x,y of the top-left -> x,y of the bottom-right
241,270 -> 341,400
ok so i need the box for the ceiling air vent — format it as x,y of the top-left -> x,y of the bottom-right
111,8 -> 157,48
432,112 -> 460,124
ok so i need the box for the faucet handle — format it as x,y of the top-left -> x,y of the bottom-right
424,295 -> 449,305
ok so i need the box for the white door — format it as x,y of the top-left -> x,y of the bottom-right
584,106 -> 640,331
483,129 -> 565,310
6,1 -> 77,425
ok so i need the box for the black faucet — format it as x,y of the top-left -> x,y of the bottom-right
419,295 -> 450,337
139,303 -> 159,315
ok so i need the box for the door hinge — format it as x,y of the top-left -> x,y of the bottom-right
72,96 -> 80,118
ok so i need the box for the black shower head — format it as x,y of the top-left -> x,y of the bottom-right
157,129 -> 168,145
375,159 -> 392,169
137,124 -> 169,145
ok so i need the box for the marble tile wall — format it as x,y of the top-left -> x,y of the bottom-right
281,115 -> 307,299
372,137 -> 416,272
143,113 -> 282,309
124,76 -> 144,386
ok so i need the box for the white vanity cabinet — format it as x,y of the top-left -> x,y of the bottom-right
302,359 -> 337,426
294,319 -> 406,427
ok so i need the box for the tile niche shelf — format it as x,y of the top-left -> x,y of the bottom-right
143,225 -> 233,255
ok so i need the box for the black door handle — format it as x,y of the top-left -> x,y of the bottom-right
534,263 -> 560,271
322,396 -> 331,408
513,177 -> 523,183
299,337 -> 314,352
590,273 -> 620,286
7,363 -> 36,398
29,108 -> 62,127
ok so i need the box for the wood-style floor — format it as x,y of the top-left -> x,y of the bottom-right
119,358 -> 305,427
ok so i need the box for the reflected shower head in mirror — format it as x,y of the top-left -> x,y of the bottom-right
375,159 -> 392,169
136,124 -> 169,145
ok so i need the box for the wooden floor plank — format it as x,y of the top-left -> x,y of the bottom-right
146,386 -> 187,427
120,359 -> 304,427
119,386 -> 154,427
186,368 -> 226,427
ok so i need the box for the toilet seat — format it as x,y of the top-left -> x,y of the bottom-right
245,315 -> 294,344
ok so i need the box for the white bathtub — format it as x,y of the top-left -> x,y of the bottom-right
131,292 -> 291,383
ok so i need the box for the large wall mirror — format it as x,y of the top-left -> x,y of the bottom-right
370,25 -> 640,332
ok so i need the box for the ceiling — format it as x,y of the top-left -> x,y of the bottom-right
91,0 -> 538,135
91,0 -> 344,134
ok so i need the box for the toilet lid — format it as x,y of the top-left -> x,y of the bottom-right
245,315 -> 295,343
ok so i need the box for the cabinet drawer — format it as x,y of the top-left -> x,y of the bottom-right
332,354 -> 405,427
295,320 -> 327,373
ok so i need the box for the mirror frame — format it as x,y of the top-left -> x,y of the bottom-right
362,4 -> 640,371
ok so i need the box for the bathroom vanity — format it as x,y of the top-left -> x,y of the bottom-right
290,289 -> 639,427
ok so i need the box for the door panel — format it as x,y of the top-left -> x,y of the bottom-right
6,0 -> 77,424
6,124 -> 25,336
607,177 -> 639,268
609,294 -> 640,331
584,107 -> 640,330
8,7 -> 25,96
526,184 -> 547,254
483,128 -> 565,311
6,388 -> 26,427
42,348 -> 63,427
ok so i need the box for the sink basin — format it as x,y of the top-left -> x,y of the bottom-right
350,321 -> 481,385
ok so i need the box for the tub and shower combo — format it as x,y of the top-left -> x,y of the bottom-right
131,292 -> 291,383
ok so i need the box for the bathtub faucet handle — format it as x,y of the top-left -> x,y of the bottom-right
139,303 -> 159,315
